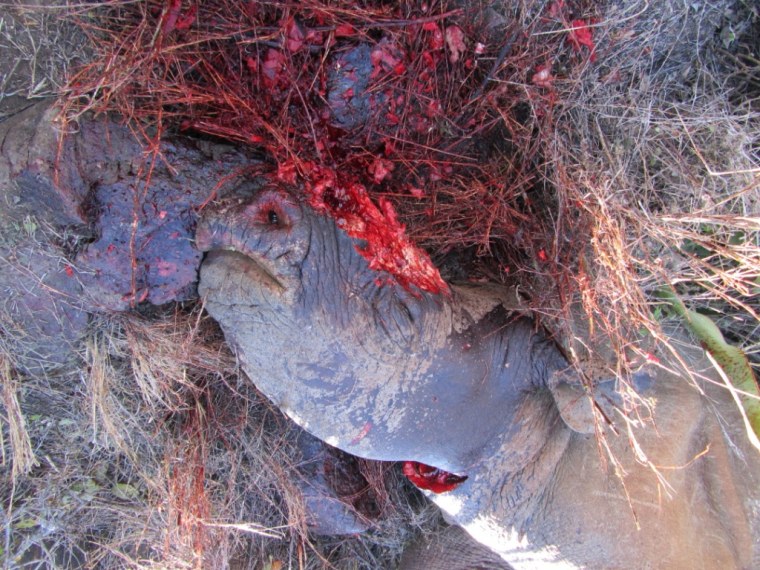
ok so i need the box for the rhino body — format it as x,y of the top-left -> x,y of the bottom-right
198,185 -> 760,568
428,344 -> 760,569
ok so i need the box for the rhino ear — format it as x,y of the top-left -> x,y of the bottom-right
449,283 -> 523,334
549,372 -> 598,435
549,369 -> 653,435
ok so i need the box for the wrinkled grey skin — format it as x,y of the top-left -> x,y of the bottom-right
198,186 -> 760,569
0,104 -> 89,373
0,102 -> 260,372
399,525 -> 512,570
437,339 -> 760,569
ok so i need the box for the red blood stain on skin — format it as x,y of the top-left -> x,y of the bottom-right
156,260 -> 177,277
402,461 -> 468,493
306,165 -> 449,296
350,421 -> 372,445
249,197 -> 287,228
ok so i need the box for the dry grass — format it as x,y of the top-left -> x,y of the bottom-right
1,0 -> 758,567
2,306 -> 436,568
542,1 -> 760,364
524,1 -> 760,491
1,353 -> 37,481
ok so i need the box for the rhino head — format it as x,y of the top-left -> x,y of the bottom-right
196,183 -> 570,476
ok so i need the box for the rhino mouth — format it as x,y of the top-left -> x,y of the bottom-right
402,461 -> 468,493
204,249 -> 287,295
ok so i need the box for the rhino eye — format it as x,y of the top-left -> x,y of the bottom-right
267,209 -> 280,226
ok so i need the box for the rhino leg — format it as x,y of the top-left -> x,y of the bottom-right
295,430 -> 380,535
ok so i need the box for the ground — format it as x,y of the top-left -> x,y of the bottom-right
0,0 -> 758,568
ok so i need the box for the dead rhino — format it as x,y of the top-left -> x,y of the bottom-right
197,184 -> 760,569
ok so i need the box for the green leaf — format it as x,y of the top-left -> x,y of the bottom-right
728,230 -> 745,246
658,288 -> 760,440
14,518 -> 38,530
22,215 -> 38,237
720,25 -> 736,49
111,483 -> 140,501
71,478 -> 101,502
680,239 -> 711,259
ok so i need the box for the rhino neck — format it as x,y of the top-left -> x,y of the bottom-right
432,392 -> 574,567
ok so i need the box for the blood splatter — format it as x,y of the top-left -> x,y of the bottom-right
445,25 -> 466,63
175,5 -> 196,31
567,19 -> 597,62
306,165 -> 449,296
350,421 -> 372,445
284,17 -> 305,53
334,24 -> 356,37
422,22 -> 444,50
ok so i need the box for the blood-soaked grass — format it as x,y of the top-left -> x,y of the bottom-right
61,0 -> 605,301
61,1 -> 760,363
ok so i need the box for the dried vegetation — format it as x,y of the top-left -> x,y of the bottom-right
3,306 -> 434,568
1,0 -> 759,567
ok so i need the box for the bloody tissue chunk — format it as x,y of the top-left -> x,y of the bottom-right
402,461 -> 467,493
